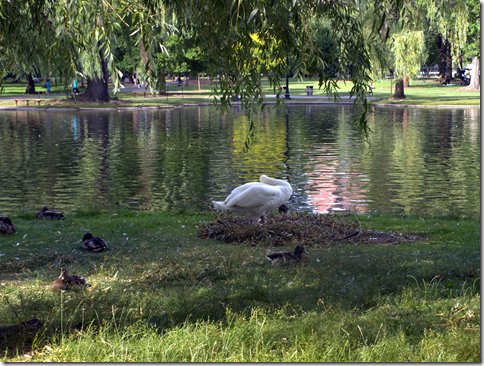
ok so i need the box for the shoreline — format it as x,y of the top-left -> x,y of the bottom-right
0,99 -> 480,112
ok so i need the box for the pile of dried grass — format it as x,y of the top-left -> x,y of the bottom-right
198,213 -> 427,248
198,213 -> 362,247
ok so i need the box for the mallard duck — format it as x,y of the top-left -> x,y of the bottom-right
213,175 -> 293,223
0,217 -> 16,235
265,245 -> 308,264
82,232 -> 108,252
36,206 -> 65,220
51,268 -> 86,291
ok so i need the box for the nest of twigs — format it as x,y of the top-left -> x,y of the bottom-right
197,212 -> 426,248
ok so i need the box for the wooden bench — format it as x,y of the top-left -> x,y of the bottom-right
13,99 -> 42,106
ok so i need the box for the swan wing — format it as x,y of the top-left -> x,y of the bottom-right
226,182 -> 266,199
224,185 -> 286,209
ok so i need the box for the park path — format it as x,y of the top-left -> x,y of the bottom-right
0,81 -> 369,101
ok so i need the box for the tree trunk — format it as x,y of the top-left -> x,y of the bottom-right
437,34 -> 447,78
25,73 -> 36,94
469,56 -> 480,90
445,39 -> 452,80
82,42 -> 110,102
460,56 -> 480,91
393,79 -> 406,98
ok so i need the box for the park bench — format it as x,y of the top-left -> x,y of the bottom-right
13,99 -> 42,107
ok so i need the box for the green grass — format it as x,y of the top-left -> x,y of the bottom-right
368,79 -> 480,106
0,78 -> 84,97
0,77 -> 479,108
0,210 -> 479,361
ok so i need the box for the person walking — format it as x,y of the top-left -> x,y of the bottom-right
72,78 -> 79,94
45,78 -> 51,95
133,71 -> 137,86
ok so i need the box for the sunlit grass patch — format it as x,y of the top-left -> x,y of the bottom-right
5,281 -> 479,362
0,77 -> 479,108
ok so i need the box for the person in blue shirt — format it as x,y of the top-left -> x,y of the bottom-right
45,78 -> 51,95
73,79 -> 79,94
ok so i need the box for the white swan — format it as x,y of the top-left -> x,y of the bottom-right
213,175 -> 292,223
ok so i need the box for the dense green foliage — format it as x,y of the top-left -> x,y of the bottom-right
392,30 -> 426,81
0,210 -> 480,361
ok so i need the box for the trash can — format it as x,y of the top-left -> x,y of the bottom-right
306,85 -> 313,96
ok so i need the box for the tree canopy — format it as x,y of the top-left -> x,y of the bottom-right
8,0 -> 478,143
392,30 -> 426,80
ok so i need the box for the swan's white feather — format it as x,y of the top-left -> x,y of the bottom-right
213,175 -> 292,221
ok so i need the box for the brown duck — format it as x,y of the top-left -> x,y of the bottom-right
265,245 -> 308,264
51,268 -> 87,291
0,217 -> 16,235
36,207 -> 65,220
82,232 -> 108,252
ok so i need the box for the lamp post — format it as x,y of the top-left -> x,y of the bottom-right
284,55 -> 291,99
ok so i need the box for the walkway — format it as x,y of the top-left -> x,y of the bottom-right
0,82 -> 478,110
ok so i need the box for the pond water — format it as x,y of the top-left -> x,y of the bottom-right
0,105 -> 480,217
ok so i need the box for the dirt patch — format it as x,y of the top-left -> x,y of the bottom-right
51,96 -> 133,106
377,86 -> 434,90
197,213 -> 427,247
457,86 -> 480,92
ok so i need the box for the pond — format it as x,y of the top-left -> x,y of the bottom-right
0,105 -> 480,217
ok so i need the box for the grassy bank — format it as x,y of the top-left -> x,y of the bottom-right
0,77 -> 479,108
0,210 -> 479,361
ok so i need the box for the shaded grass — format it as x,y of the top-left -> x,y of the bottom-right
0,210 -> 479,361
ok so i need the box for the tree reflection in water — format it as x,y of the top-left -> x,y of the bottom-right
0,106 -> 479,217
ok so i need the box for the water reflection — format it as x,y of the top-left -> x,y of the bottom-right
0,105 -> 479,217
